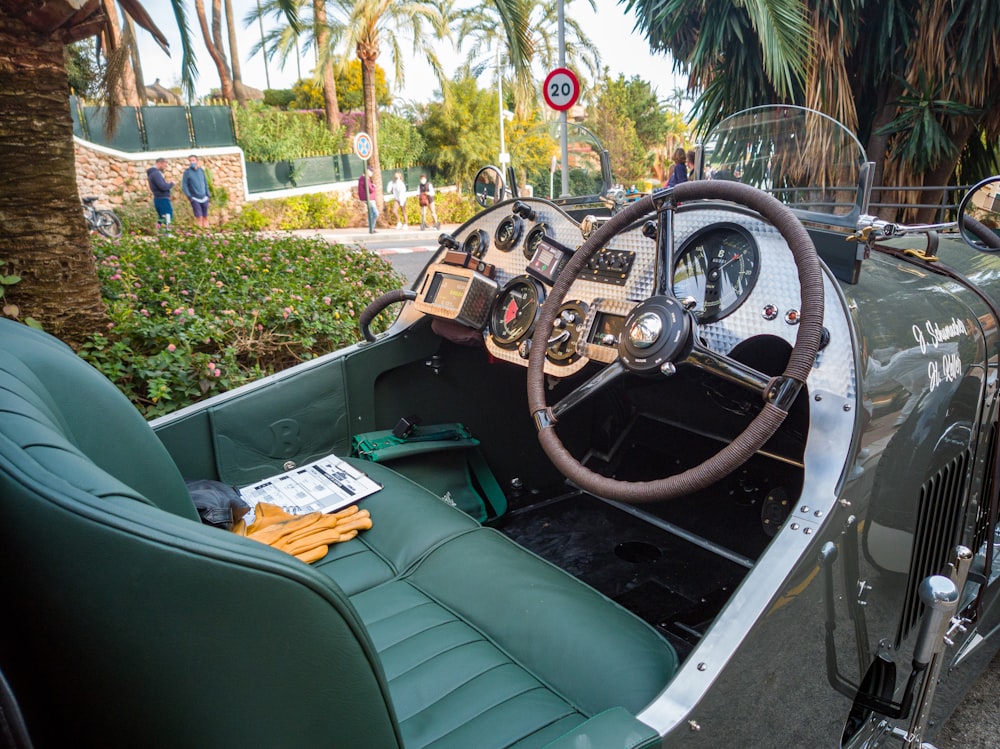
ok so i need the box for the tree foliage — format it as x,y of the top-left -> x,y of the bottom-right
233,101 -> 346,160
419,76 -> 499,191
66,40 -> 102,98
335,60 -> 390,111
378,112 -> 426,168
289,77 -> 325,109
585,72 -> 679,185
625,0 -> 1000,218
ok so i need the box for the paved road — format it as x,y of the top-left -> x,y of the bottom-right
291,225 -> 444,286
304,226 -> 1000,747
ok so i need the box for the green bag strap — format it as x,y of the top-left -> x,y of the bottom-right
467,445 -> 507,518
353,423 -> 472,456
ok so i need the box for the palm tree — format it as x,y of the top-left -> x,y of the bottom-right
0,1 -> 195,345
194,0 -> 236,101
338,0 -> 450,208
625,0 -> 1000,222
454,0 -> 599,118
245,0 -> 341,130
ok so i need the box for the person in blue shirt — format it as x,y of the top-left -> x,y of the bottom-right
146,157 -> 174,230
665,147 -> 688,188
182,155 -> 210,228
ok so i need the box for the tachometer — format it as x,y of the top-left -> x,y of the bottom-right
490,276 -> 545,348
672,224 -> 760,322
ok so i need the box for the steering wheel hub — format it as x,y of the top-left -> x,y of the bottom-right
621,296 -> 692,373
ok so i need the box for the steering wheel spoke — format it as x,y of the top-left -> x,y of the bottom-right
549,360 -> 627,421
685,340 -> 772,399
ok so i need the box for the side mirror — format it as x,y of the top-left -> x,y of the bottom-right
958,176 -> 1000,251
473,166 -> 506,208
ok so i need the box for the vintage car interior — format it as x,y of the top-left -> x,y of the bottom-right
3,107 -> 1000,748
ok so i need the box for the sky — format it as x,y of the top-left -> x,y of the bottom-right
134,0 -> 689,110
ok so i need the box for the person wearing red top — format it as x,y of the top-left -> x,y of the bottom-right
358,167 -> 378,233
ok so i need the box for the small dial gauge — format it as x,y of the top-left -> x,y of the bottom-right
672,224 -> 760,322
494,215 -> 525,252
524,223 -> 550,260
490,276 -> 545,348
463,229 -> 490,258
547,301 -> 588,364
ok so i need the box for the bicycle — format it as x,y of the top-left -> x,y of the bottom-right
82,196 -> 122,238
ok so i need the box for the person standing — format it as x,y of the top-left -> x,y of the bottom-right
417,174 -> 440,231
146,157 -> 174,230
665,147 -> 688,188
388,172 -> 408,229
686,149 -> 698,180
358,167 -> 378,234
182,155 -> 211,228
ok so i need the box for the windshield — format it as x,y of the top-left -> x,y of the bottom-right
506,121 -> 610,201
703,105 -> 869,218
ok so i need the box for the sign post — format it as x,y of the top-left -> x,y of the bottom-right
543,66 -> 579,196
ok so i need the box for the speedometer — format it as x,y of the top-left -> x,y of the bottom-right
672,224 -> 760,323
490,276 -> 545,348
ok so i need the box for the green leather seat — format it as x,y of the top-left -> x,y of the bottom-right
0,319 -> 677,748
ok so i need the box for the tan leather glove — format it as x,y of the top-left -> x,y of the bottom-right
238,504 -> 372,563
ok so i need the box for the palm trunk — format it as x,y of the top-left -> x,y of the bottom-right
314,0 -> 340,131
360,52 -> 382,210
102,0 -> 140,106
193,0 -> 234,101
224,0 -> 247,106
0,10 -> 107,346
124,14 -> 148,105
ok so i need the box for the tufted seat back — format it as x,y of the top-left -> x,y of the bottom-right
0,319 -> 404,747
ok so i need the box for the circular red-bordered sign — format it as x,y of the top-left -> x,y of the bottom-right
353,131 -> 373,161
543,68 -> 580,112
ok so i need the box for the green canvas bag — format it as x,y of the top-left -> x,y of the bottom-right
351,422 -> 506,522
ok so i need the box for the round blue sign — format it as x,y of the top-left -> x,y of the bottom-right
353,132 -> 373,160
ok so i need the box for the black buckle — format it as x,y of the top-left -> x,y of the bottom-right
392,415 -> 421,439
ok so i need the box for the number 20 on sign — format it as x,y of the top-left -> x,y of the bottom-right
543,68 -> 580,112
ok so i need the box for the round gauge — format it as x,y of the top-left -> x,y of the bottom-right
490,276 -> 545,348
494,215 -> 525,252
672,224 -> 760,323
463,229 -> 490,258
523,223 -> 550,261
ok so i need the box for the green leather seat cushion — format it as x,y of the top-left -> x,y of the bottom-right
313,458 -> 479,595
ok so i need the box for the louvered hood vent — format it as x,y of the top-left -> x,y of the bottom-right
896,449 -> 970,646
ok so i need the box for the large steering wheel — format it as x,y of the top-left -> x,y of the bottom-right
527,179 -> 825,502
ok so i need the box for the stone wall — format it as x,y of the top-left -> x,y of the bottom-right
73,139 -> 248,222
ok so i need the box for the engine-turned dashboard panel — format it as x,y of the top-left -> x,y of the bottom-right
410,196 -> 855,400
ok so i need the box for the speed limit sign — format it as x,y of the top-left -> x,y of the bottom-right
543,68 -> 580,112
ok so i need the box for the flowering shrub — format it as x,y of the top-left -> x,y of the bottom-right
81,231 -> 405,418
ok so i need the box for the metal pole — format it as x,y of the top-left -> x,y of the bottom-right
498,45 -> 507,170
558,0 -> 569,196
256,0 -> 271,90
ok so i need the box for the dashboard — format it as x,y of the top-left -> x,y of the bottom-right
411,197 -> 855,400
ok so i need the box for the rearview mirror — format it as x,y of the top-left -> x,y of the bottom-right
958,176 -> 1000,251
473,166 -> 506,208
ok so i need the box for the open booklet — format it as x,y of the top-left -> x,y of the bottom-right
239,454 -> 383,516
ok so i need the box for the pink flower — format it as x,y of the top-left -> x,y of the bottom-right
167,344 -> 177,352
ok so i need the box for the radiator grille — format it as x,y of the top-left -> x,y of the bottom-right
896,450 -> 970,646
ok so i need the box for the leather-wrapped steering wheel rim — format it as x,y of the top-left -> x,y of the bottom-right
526,179 -> 825,502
